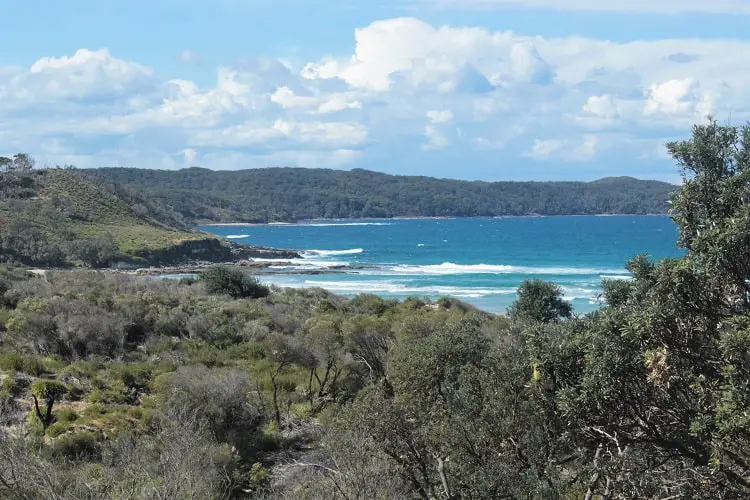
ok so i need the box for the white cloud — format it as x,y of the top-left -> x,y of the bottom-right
571,134 -> 599,161
644,78 -> 715,118
524,135 -> 599,162
422,125 -> 449,150
302,18 -> 504,92
3,49 -> 153,104
427,109 -> 454,124
509,42 -> 553,84
525,139 -> 562,160
189,119 -> 367,148
437,0 -> 750,14
270,86 -> 362,114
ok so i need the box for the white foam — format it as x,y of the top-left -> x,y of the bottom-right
226,234 -> 250,239
249,257 -> 347,269
301,222 -> 391,227
300,279 -> 517,297
386,262 -> 628,276
303,248 -> 364,257
600,275 -> 634,281
417,243 -> 425,247
560,286 -> 600,301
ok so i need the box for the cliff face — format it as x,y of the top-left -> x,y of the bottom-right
132,238 -> 233,266
121,239 -> 302,267
230,244 -> 301,260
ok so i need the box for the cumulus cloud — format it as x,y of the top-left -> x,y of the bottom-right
2,49 -> 153,105
644,78 -> 715,118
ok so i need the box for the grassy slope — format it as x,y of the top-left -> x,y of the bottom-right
51,170 -> 211,252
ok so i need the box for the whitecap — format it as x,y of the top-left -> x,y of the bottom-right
303,248 -> 364,257
417,243 -> 425,247
300,279 -> 516,297
386,262 -> 628,276
301,222 -> 391,227
249,257 -> 347,269
226,234 -> 250,239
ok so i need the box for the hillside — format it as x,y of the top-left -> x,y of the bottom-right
0,166 -> 231,267
85,167 -> 677,223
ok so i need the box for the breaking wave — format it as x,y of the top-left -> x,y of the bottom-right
386,262 -> 629,276
303,248 -> 364,257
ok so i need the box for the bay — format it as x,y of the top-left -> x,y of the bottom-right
198,216 -> 682,314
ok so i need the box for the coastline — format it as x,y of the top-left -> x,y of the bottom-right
199,213 -> 670,227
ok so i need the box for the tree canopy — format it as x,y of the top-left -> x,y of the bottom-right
85,166 -> 676,223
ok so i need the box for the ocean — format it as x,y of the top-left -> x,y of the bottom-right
198,216 -> 682,314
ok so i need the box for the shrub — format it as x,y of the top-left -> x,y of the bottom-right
0,352 -> 45,376
158,365 -> 264,456
49,431 -> 101,461
508,279 -> 573,323
67,234 -> 120,268
199,265 -> 269,299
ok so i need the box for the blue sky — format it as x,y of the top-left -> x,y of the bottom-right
1,0 -> 749,182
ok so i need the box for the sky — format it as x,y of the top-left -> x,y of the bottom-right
1,0 -> 749,182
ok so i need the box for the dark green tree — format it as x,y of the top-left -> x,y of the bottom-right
199,265 -> 270,299
508,279 -> 573,323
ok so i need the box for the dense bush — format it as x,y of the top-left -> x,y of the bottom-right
200,265 -> 270,299
507,278 -> 572,323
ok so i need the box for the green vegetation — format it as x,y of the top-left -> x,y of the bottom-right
507,278 -> 572,323
200,265 -> 271,299
0,163 -> 232,267
86,166 -> 676,223
1,121 -> 749,499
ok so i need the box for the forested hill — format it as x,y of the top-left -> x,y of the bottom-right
85,167 -> 676,223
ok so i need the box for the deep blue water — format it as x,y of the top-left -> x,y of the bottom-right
197,216 -> 682,314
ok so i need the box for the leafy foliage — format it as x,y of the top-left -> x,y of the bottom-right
200,265 -> 270,299
507,278 -> 573,322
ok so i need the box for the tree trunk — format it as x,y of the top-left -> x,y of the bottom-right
308,368 -> 315,409
271,363 -> 286,428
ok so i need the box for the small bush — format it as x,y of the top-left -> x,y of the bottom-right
199,265 -> 270,299
0,352 -> 45,376
56,408 -> 79,423
49,431 -> 101,461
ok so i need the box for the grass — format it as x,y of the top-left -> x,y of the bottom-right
75,223 -> 207,254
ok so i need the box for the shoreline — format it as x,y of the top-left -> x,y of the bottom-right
199,213 -> 670,227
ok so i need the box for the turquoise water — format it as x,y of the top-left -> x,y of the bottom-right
198,216 -> 682,314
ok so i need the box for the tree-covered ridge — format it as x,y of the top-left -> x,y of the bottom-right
86,166 -> 676,223
0,163 -> 225,267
